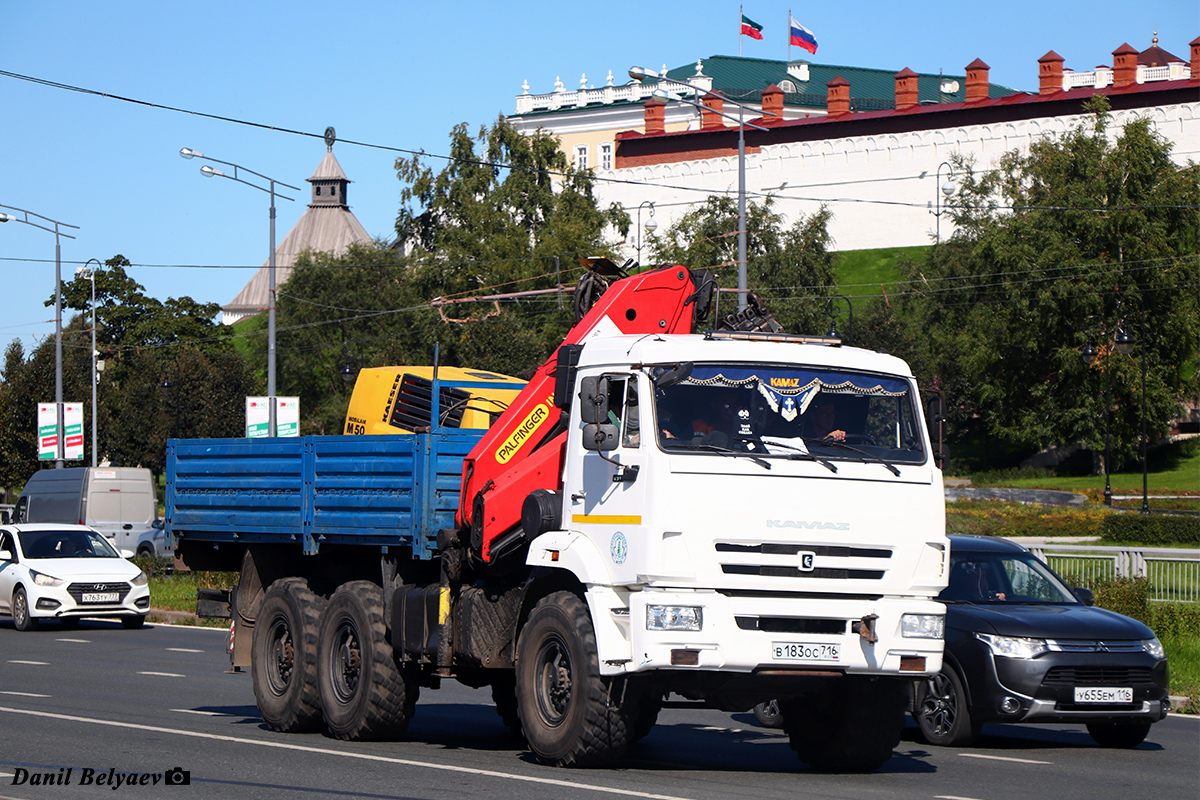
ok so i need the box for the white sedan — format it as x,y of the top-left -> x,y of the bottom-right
0,524 -> 150,630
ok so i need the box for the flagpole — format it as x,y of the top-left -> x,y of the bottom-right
787,9 -> 791,63
739,5 -> 743,57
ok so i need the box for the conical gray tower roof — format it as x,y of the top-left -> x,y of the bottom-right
222,143 -> 370,324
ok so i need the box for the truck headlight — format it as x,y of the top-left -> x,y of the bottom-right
30,570 -> 64,587
1143,638 -> 1165,659
976,632 -> 1047,659
646,605 -> 703,631
901,613 -> 944,639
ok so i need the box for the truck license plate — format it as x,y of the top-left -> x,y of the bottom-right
82,592 -> 119,604
1074,687 -> 1132,703
772,642 -> 841,662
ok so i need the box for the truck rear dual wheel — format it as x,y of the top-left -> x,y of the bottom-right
318,581 -> 417,741
252,578 -> 326,732
779,676 -> 905,772
516,591 -> 634,767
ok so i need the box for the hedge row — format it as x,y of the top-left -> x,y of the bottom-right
1087,577 -> 1200,637
1101,514 -> 1200,545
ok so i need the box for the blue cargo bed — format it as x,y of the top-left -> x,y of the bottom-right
165,431 -> 484,559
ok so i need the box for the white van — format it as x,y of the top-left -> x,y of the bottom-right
15,468 -> 159,556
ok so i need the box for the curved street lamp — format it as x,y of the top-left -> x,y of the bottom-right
635,201 -> 657,263
629,66 -> 771,312
930,161 -> 956,243
180,148 -> 298,436
0,203 -> 80,467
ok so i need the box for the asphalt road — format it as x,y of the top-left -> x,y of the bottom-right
0,619 -> 1196,800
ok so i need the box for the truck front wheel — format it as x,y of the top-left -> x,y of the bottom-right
779,676 -> 905,772
318,581 -> 416,741
516,591 -> 633,767
251,578 -> 326,732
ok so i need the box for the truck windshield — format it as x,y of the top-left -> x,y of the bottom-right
653,364 -> 926,465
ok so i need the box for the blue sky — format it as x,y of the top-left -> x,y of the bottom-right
1,1 -> 1194,356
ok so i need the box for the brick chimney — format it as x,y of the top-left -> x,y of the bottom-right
761,83 -> 784,121
1113,43 -> 1138,87
1038,51 -> 1065,95
701,92 -> 724,129
1190,35 -> 1200,78
965,58 -> 990,102
827,76 -> 850,115
643,97 -> 665,135
894,67 -> 919,110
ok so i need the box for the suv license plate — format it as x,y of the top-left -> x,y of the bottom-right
1075,687 -> 1132,703
772,642 -> 841,662
82,592 -> 119,604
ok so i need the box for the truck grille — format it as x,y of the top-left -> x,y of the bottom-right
735,616 -> 847,634
66,583 -> 131,604
716,541 -> 890,581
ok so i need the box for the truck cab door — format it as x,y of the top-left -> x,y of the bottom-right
566,375 -> 647,577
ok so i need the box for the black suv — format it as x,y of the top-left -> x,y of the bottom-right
913,534 -> 1170,748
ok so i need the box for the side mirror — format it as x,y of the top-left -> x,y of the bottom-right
120,549 -> 136,560
582,423 -> 619,452
579,376 -> 609,425
653,362 -> 694,388
1072,587 -> 1095,606
0,549 -> 12,562
152,519 -> 164,530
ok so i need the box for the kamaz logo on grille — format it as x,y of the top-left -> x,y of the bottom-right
767,520 -> 849,531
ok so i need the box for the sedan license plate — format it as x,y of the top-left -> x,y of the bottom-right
1075,686 -> 1132,703
772,642 -> 841,662
81,592 -> 119,604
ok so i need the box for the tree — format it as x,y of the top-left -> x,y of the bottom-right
650,196 -> 839,335
0,256 -> 252,483
900,97 -> 1200,467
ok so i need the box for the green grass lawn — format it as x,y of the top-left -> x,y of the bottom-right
833,245 -> 929,300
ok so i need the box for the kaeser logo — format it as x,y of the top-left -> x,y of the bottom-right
767,519 -> 850,531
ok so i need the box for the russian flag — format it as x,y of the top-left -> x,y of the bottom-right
789,16 -> 818,54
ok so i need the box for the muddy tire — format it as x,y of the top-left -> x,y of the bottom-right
318,581 -> 416,741
914,667 -> 979,747
780,677 -> 905,772
251,578 -> 326,732
13,587 -> 37,631
516,591 -> 633,766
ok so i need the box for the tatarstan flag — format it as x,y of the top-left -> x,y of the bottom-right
740,14 -> 763,40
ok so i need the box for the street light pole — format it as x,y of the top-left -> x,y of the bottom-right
0,204 -> 80,467
635,201 -> 657,263
180,149 -> 298,436
1114,295 -> 1149,515
1081,319 -> 1113,506
628,67 -> 770,312
931,162 -> 955,243
76,259 -> 101,468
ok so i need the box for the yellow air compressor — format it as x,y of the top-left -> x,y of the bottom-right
343,366 -> 526,435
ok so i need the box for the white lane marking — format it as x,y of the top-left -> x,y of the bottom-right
936,796 -> 985,800
137,671 -> 186,678
959,753 -> 1052,765
55,638 -> 90,643
7,660 -> 49,666
0,705 -> 697,800
0,691 -> 50,698
171,709 -> 224,716
166,648 -> 204,653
